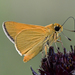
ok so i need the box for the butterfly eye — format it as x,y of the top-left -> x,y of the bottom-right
55,26 -> 60,31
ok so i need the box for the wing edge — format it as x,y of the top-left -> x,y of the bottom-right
2,22 -> 14,43
2,22 -> 22,56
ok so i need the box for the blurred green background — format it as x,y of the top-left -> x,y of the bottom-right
0,0 -> 75,75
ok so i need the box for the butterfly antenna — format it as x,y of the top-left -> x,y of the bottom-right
62,16 -> 75,32
61,32 -> 71,41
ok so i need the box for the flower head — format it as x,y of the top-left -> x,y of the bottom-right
31,45 -> 75,75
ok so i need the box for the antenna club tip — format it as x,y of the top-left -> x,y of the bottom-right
74,30 -> 75,32
68,38 -> 71,41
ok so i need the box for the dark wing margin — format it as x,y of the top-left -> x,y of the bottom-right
2,22 -> 14,43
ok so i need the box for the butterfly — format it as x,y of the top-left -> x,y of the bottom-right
2,16 -> 75,62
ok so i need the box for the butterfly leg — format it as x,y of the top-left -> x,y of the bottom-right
41,46 -> 44,58
45,44 -> 49,58
45,45 -> 47,56
41,36 -> 49,58
54,34 -> 60,50
55,42 -> 58,49
54,35 -> 64,50
41,43 -> 48,58
57,39 -> 64,49
55,35 -> 64,49
44,43 -> 51,67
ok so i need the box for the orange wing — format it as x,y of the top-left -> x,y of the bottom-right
2,21 -> 45,43
15,28 -> 48,62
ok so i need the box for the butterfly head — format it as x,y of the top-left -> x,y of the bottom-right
54,23 -> 63,33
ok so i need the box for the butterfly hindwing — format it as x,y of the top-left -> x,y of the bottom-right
15,28 -> 48,62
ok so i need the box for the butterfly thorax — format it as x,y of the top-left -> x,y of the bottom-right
45,23 -> 63,46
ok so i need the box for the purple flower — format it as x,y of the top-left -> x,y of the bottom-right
31,45 -> 75,75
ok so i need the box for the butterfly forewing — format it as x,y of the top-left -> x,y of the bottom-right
3,21 -> 45,43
